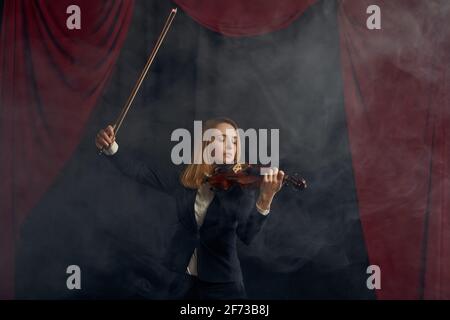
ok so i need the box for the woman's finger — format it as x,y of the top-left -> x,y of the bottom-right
98,137 -> 109,148
278,170 -> 285,182
106,125 -> 115,138
272,167 -> 279,183
101,131 -> 112,144
267,168 -> 274,183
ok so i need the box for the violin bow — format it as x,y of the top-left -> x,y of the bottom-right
98,8 -> 178,155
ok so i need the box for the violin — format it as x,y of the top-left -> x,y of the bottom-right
204,163 -> 307,192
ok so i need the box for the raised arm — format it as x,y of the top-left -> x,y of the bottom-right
95,125 -> 178,195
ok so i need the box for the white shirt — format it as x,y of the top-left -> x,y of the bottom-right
104,142 -> 270,277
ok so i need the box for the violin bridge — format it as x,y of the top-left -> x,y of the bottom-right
232,163 -> 243,173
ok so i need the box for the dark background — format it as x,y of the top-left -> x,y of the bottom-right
14,0 -> 374,299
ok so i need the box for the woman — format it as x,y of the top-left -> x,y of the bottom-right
95,117 -> 284,299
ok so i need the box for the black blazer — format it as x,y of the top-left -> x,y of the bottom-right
104,145 -> 269,283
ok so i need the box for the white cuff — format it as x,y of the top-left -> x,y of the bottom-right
256,202 -> 270,216
103,141 -> 119,156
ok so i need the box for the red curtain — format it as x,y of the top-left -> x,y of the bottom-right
1,0 -> 449,300
175,0 -> 450,299
0,0 -> 134,299
174,0 -> 317,37
339,0 -> 450,299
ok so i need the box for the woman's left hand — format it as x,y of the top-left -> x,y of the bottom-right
257,167 -> 284,211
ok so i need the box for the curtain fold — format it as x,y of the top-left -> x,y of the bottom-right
173,0 -> 317,37
0,0 -> 134,299
338,0 -> 450,299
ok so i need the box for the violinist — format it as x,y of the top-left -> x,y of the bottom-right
95,117 -> 285,300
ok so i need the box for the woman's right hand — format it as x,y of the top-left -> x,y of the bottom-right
95,125 -> 116,150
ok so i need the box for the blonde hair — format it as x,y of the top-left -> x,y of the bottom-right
180,117 -> 242,189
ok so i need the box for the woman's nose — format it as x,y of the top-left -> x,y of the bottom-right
225,139 -> 233,150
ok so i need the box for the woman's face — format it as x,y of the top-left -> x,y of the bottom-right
210,122 -> 238,164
